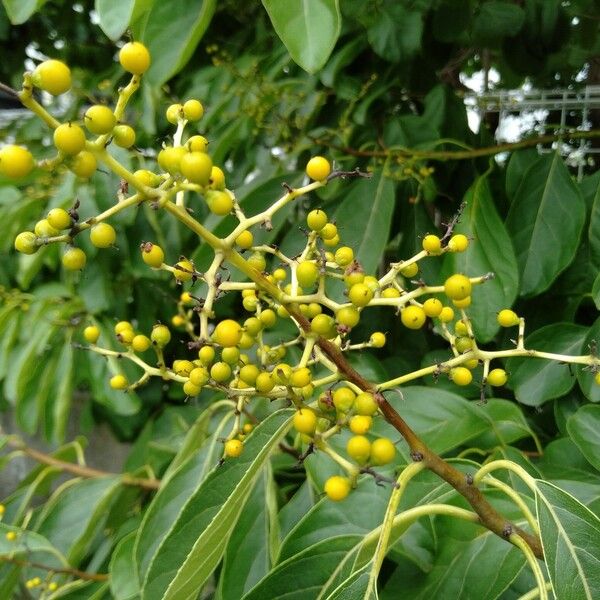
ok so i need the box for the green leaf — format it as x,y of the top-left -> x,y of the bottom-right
576,316 -> 600,402
52,341 -> 74,442
243,536 -> 363,600
35,476 -> 121,564
472,1 -> 525,43
332,171 -> 395,275
95,0 -> 134,40
585,172 -> 600,269
262,0 -> 341,73
506,153 -> 586,296
1,0 -> 45,24
367,3 -> 423,63
593,272 -> 600,310
442,176 -> 518,341
140,0 -> 216,86
0,523 -> 64,563
141,409 -> 293,600
567,405 -> 600,472
506,323 -> 587,406
535,480 -> 600,599
218,467 -> 276,599
109,531 -> 140,600
505,149 -> 539,200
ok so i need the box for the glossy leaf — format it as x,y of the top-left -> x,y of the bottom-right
506,153 -> 586,296
332,171 -> 395,275
95,0 -> 134,40
262,0 -> 341,73
141,409 -> 293,600
584,171 -> 600,269
506,323 -> 587,406
536,480 -> 600,599
140,0 -> 217,85
109,532 -> 140,600
567,405 -> 600,472
442,176 -> 518,341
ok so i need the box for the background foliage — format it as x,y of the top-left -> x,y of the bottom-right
0,0 -> 600,598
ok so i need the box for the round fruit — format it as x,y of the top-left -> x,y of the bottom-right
110,374 -> 128,390
235,230 -> 254,249
214,319 -> 243,347
335,246 -> 354,266
336,306 -> 360,328
320,223 -> 337,240
259,309 -> 277,328
347,435 -> 371,463
355,391 -> 378,416
293,408 -> 317,434
157,146 -> 185,173
487,368 -> 507,387
381,287 -> 400,298
497,309 -> 519,327
444,274 -> 472,301
221,347 -> 240,364
205,189 -> 232,215
0,145 -> 34,178
54,123 -> 86,156
400,262 -> 419,278
198,346 -> 216,365
46,208 -> 71,230
119,41 -> 151,74
210,165 -> 225,189
255,372 -> 275,393
180,151 -> 212,185
311,314 -> 335,337
348,283 -> 373,308
90,222 -> 116,248
349,415 -> 372,435
324,476 -> 351,501
454,320 -> 468,336
183,99 -> 204,121
450,367 -> 472,386
306,156 -> 331,181
113,124 -> 136,148
455,336 -> 472,353
224,439 -> 243,458
401,305 -> 427,330
141,242 -> 164,267
332,387 -> 356,412
370,332 -> 386,348
453,296 -> 471,309
187,135 -> 209,152
34,219 -> 59,237
423,298 -> 443,318
62,247 -> 86,270
114,321 -> 133,334
84,105 -> 116,135
210,361 -> 232,382
296,261 -> 319,288
117,328 -> 134,345
290,367 -> 312,388
422,234 -> 441,254
239,364 -> 259,386
174,259 -> 194,282
32,59 -> 71,95
151,324 -> 171,347
448,234 -> 469,252
189,366 -> 209,386
70,150 -> 97,178
371,438 -> 396,466
307,209 -> 328,231
83,325 -> 100,344
183,380 -> 201,396
132,335 -> 151,352
438,306 -> 455,323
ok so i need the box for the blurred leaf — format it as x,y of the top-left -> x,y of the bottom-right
1,0 -> 46,24
472,1 -> 525,43
506,153 -> 586,296
262,0 -> 341,73
587,173 -> 600,269
506,323 -> 587,406
442,175 -> 518,341
536,480 -> 600,599
576,316 -> 600,402
140,409 -> 293,600
567,405 -> 600,472
95,0 -> 152,40
140,0 -> 216,86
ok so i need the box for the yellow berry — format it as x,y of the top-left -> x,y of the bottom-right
348,283 -> 373,307
151,324 -> 171,347
180,151 -> 212,185
183,99 -> 204,121
422,234 -> 441,254
34,219 -> 59,237
455,320 -> 468,336
158,146 -> 186,173
0,145 -> 34,178
347,435 -> 371,463
174,259 -> 194,282
32,59 -> 71,95
444,274 -> 472,301
239,364 -> 260,386
5,531 -> 17,541
117,328 -> 135,345
497,309 -> 520,327
335,246 -> 354,267
90,222 -> 116,248
114,321 -> 133,334
423,298 -> 443,318
401,305 -> 427,330
189,366 -> 209,386
198,345 -> 216,365
355,391 -> 378,416
293,408 -> 317,434
132,335 -> 151,353
487,368 -> 508,387
349,415 -> 372,435
47,208 -> 71,230
320,223 -> 338,240
221,346 -> 240,364
306,156 -> 331,181
336,306 -> 360,328
259,309 -> 277,328
70,150 -> 97,178
141,242 -> 164,268
205,189 -> 233,215
333,387 -> 356,412
166,104 -> 183,124
438,306 -> 455,322
450,367 -> 472,386
371,437 -> 396,466
210,165 -> 225,189
448,234 -> 469,252
453,296 -> 471,309
54,123 -> 86,156
255,372 -> 275,393
290,367 -> 312,388
113,124 -> 136,148
324,475 -> 351,501
296,261 -> 319,288
83,325 -> 100,344
400,262 -> 419,278
213,319 -> 242,347
210,361 -> 232,382
84,105 -> 116,135
183,380 -> 201,396
119,41 -> 151,74
110,374 -> 128,390
307,209 -> 328,231
224,439 -> 243,458
187,135 -> 209,153
310,314 -> 336,337
171,315 -> 185,327
14,231 -> 38,255
235,230 -> 254,250
381,287 -> 400,298
62,247 -> 86,270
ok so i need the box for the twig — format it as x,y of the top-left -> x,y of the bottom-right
0,556 -> 108,582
